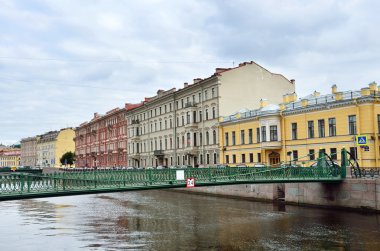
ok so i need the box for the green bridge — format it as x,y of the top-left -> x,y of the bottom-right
0,150 -> 350,201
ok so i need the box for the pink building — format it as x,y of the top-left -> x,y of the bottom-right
75,107 -> 128,168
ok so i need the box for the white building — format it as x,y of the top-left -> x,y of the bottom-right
126,61 -> 295,168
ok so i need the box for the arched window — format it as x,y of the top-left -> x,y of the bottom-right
213,130 -> 217,144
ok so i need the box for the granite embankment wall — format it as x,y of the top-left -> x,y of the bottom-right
178,179 -> 380,212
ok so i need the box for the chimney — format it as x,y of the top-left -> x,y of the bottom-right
184,82 -> 189,88
313,91 -> 320,97
301,99 -> 309,107
331,84 -> 337,94
94,112 -> 98,118
335,92 -> 343,101
193,78 -> 202,84
290,79 -> 295,85
157,89 -> 164,96
260,98 -> 269,108
215,68 -> 228,74
361,87 -> 370,96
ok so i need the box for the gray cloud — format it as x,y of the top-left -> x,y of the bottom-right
0,0 -> 379,144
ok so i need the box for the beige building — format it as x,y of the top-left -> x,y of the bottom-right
20,136 -> 38,167
36,128 -> 75,167
126,61 -> 295,168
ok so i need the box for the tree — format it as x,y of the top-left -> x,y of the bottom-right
60,151 -> 75,166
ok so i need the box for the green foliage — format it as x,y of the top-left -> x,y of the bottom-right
60,151 -> 75,166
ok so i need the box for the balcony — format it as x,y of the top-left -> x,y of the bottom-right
131,119 -> 140,125
184,146 -> 199,156
185,102 -> 197,108
185,121 -> 198,129
129,134 -> 140,142
129,152 -> 140,159
261,141 -> 282,149
154,150 -> 164,156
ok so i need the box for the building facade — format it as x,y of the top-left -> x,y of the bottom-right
0,148 -> 21,167
36,128 -> 75,167
20,136 -> 38,167
75,108 -> 127,168
125,61 -> 295,168
219,82 -> 380,168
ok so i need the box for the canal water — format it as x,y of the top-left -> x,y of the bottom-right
1,190 -> 380,251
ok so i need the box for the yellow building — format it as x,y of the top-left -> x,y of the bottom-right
219,82 -> 380,168
36,128 -> 75,167
0,148 -> 21,167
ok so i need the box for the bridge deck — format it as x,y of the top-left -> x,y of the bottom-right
0,166 -> 344,201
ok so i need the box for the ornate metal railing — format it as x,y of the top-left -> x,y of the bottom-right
0,164 -> 343,200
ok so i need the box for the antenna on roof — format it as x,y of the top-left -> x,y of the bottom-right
232,61 -> 235,67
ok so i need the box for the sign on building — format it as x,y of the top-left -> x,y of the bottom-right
356,135 -> 368,146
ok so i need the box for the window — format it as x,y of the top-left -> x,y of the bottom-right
206,109 -> 209,120
349,147 -> 357,160
206,154 -> 210,165
248,129 -> 253,144
378,114 -> 380,133
318,119 -> 325,138
212,107 -> 216,119
193,133 -> 197,146
261,126 -> 267,142
270,125 -> 278,141
292,150 -> 298,161
256,128 -> 260,143
308,121 -> 314,138
328,118 -> 336,136
291,123 -> 297,140
198,93 -> 201,102
182,116 -> 184,126
193,111 -> 197,123
186,112 -> 190,124
330,148 -> 337,160
226,155 -> 229,164
213,153 -> 217,164
200,133 -> 202,145
242,154 -> 246,163
187,133 -> 191,147
232,131 -> 236,145
199,111 -> 202,121
249,153 -> 254,163
257,153 -> 261,163
212,88 -> 215,98
232,154 -> 236,163
348,115 -> 357,135
205,90 -> 208,100
225,132 -> 229,146
241,130 -> 245,144
181,99 -> 184,108
213,130 -> 217,144
309,149 -> 315,160
206,131 -> 209,145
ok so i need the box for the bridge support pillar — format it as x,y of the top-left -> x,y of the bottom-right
341,148 -> 349,178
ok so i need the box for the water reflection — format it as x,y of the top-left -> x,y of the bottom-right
0,190 -> 380,250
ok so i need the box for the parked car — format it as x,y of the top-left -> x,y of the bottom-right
156,166 -> 164,170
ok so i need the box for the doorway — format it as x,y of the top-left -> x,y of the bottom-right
269,152 -> 280,166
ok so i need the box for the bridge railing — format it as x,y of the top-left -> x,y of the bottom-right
0,162 -> 343,199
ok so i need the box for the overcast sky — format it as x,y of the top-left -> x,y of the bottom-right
0,0 -> 379,145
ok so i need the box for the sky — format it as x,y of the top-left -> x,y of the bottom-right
0,0 -> 379,145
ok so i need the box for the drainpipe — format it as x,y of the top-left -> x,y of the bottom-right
173,93 -> 177,166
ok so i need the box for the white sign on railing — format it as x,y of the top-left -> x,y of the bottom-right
176,170 -> 184,180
